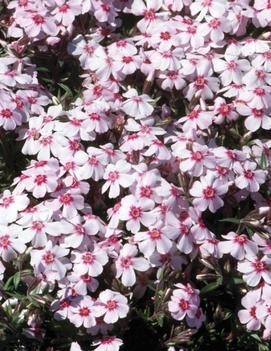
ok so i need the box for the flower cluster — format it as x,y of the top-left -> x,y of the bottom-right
0,0 -> 271,350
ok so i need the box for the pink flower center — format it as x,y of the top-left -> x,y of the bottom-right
187,25 -> 197,34
32,221 -> 44,232
149,228 -> 161,240
42,251 -> 55,264
188,110 -> 199,119
194,76 -> 207,89
203,186 -> 216,199
1,109 -> 12,119
234,235 -> 247,245
0,235 -> 10,249
81,274 -> 92,282
33,14 -> 45,24
79,307 -> 90,316
160,31 -> 171,40
59,4 -> 69,12
209,18 -> 220,29
89,156 -> 99,165
191,151 -> 203,161
34,174 -> 47,185
1,196 -> 14,208
69,140 -> 80,151
178,298 -> 190,310
253,259 -> 266,272
249,306 -> 257,318
60,299 -> 70,309
129,206 -> 142,220
227,61 -> 238,70
218,103 -> 231,116
122,56 -> 133,64
252,108 -> 264,118
106,299 -> 118,310
108,171 -> 119,182
101,4 -> 110,12
82,252 -> 95,264
89,113 -> 101,121
120,256 -> 132,268
140,186 -> 152,198
244,170 -> 254,179
179,224 -> 189,235
254,87 -> 265,96
101,337 -> 114,345
60,193 -> 73,204
144,9 -> 156,20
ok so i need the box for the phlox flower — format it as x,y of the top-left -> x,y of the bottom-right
95,289 -> 129,324
121,89 -> 154,119
70,296 -> 98,328
238,256 -> 271,287
135,222 -> 173,257
102,160 -> 134,198
234,161 -> 266,193
219,232 -> 258,260
30,241 -> 70,281
115,243 -> 149,287
190,172 -> 228,213
71,245 -> 108,277
238,290 -> 262,330
0,190 -> 29,224
0,224 -> 26,262
92,336 -> 123,351
119,195 -> 156,233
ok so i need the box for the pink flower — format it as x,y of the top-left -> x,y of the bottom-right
17,11 -> 58,38
234,161 -> 266,192
238,290 -> 262,330
135,222 -> 173,257
30,241 -> 70,281
0,224 -> 26,262
95,289 -> 129,324
102,160 -> 134,198
70,296 -> 98,328
219,232 -> 258,260
0,190 -> 29,224
92,336 -> 123,351
168,284 -> 200,321
238,256 -> 271,287
115,243 -> 149,286
121,89 -> 154,119
72,245 -> 108,277
190,172 -> 228,213
119,195 -> 156,233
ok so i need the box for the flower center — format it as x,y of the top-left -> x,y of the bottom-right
149,228 -> 161,240
106,299 -> 117,310
33,14 -> 45,24
60,193 -> 73,204
79,307 -> 90,317
42,251 -> 55,264
129,206 -> 142,220
34,174 -> 47,185
108,171 -> 119,182
120,256 -> 132,268
178,298 -> 190,310
0,235 -> 10,249
1,109 -> 12,119
82,252 -> 95,264
203,186 -> 215,199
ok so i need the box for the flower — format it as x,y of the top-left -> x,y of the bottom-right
95,290 -> 129,324
115,244 -> 149,286
190,172 -> 228,213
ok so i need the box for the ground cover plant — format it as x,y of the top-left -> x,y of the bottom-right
0,0 -> 271,350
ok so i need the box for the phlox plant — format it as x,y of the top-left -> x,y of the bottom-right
0,0 -> 271,350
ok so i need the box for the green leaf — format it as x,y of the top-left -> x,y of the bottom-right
57,83 -> 72,96
219,218 -> 240,224
200,279 -> 223,296
260,153 -> 267,169
232,277 -> 244,285
13,272 -> 20,289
